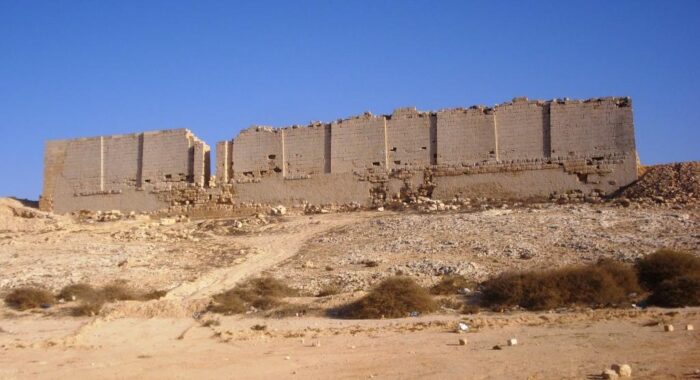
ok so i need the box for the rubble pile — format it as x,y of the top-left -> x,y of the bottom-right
619,162 -> 699,205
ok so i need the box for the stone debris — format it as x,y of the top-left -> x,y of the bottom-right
611,364 -> 632,377
458,338 -> 467,346
456,322 -> 469,333
686,324 -> 694,331
602,368 -> 620,380
620,162 -> 699,205
664,324 -> 674,332
507,338 -> 518,346
159,218 -> 177,226
269,205 -> 287,216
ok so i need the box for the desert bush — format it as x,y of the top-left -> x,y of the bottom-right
316,284 -> 341,297
461,304 -> 481,314
143,290 -> 167,300
71,300 -> 105,316
209,291 -> 247,315
100,284 -> 140,301
4,287 -> 55,310
636,249 -> 700,307
646,274 -> 700,307
430,275 -> 473,295
481,261 -> 638,311
233,277 -> 297,301
209,277 -> 298,314
59,282 -> 165,316
596,259 -> 641,294
334,276 -> 437,319
58,283 -> 99,301
636,249 -> 700,289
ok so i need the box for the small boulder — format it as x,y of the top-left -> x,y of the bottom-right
687,324 -> 694,331
611,364 -> 632,377
664,324 -> 674,332
458,338 -> 467,346
507,338 -> 518,346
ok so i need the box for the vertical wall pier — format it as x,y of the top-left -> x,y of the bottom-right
429,114 -> 438,165
543,103 -> 552,158
136,133 -> 144,188
99,136 -> 105,191
323,124 -> 332,173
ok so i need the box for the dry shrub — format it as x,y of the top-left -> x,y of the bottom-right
335,276 -> 437,319
430,275 -> 473,295
636,249 -> 700,289
58,283 -> 99,301
100,284 -> 139,302
59,282 -> 166,316
637,249 -> 700,307
317,284 -> 341,297
143,290 -> 167,300
233,277 -> 298,301
209,291 -> 247,315
4,287 -> 55,311
461,304 -> 481,315
647,274 -> 700,307
71,300 -> 104,316
481,261 -> 639,311
209,277 -> 298,314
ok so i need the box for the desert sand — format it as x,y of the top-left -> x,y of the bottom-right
1,190 -> 699,379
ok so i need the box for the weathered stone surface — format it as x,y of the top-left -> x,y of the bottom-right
41,97 -> 638,214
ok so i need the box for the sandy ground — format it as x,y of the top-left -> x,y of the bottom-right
1,197 -> 699,379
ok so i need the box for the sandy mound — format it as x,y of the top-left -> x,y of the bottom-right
0,197 -> 63,232
619,162 -> 699,204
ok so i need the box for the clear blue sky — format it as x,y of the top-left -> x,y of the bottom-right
1,0 -> 698,200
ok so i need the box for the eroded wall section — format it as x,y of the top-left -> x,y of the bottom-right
40,129 -> 210,213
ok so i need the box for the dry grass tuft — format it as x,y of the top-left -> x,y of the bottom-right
209,291 -> 247,315
316,284 -> 342,297
58,282 -> 166,316
430,275 -> 474,295
647,274 -> 700,307
636,249 -> 700,289
481,260 -> 639,311
4,287 -> 55,311
334,276 -> 437,319
637,249 -> 700,307
209,277 -> 298,315
58,283 -> 99,301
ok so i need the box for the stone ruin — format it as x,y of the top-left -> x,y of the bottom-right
40,96 -> 638,214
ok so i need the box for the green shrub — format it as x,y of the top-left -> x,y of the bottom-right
335,276 -> 437,319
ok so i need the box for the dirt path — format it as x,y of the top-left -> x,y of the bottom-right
166,213 -> 370,300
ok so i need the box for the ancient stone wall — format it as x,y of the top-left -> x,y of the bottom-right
436,107 -> 496,165
386,108 -> 434,169
40,129 -> 210,213
42,96 -> 637,213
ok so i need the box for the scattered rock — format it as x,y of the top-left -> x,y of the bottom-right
458,338 -> 467,346
687,324 -> 694,331
507,338 -> 518,346
664,324 -> 674,332
602,368 -> 620,380
159,218 -> 176,226
611,364 -> 632,377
